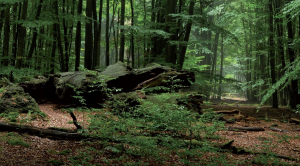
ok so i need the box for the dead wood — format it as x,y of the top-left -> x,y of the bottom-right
0,122 -> 87,140
290,118 -> 300,124
214,110 -> 240,114
227,126 -> 265,131
269,127 -> 289,133
220,140 -> 298,162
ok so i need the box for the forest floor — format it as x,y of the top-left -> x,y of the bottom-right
0,97 -> 300,165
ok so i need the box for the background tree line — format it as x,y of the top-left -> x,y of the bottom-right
0,0 -> 299,109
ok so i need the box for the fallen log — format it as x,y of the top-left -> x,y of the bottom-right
214,110 -> 240,114
269,127 -> 289,133
227,126 -> 265,131
0,122 -> 87,140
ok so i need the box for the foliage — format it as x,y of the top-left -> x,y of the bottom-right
0,66 -> 43,83
1,132 -> 30,148
47,159 -> 65,166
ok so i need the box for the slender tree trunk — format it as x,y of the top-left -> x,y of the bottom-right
2,5 -> 10,66
269,0 -> 278,108
75,0 -> 82,71
130,0 -> 134,68
105,0 -> 110,66
0,3 -> 6,65
92,0 -> 98,69
164,0 -> 178,64
16,0 -> 28,69
50,21 -> 57,74
217,35 -> 224,100
85,0 -> 93,69
96,0 -> 103,68
11,3 -> 18,67
27,0 -> 43,62
53,0 -> 65,72
177,0 -> 195,69
286,4 -> 300,108
119,0 -> 125,62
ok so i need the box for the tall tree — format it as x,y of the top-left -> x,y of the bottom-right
105,0 -> 110,66
28,0 -> 43,62
269,0 -> 278,108
2,4 -> 11,66
119,0 -> 125,62
85,0 -> 93,69
130,0 -> 134,68
75,0 -> 83,71
164,0 -> 178,65
16,0 -> 28,69
286,0 -> 300,109
177,0 -> 195,69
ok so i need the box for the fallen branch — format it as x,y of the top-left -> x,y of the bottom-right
0,122 -> 87,140
228,126 -> 265,131
269,127 -> 289,133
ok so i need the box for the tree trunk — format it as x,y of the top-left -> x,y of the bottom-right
286,2 -> 300,109
75,0 -> 83,71
130,0 -> 134,68
16,0 -> 28,69
92,0 -> 98,69
54,0 -> 66,72
119,0 -> 125,62
85,0 -> 93,69
164,0 -> 178,65
27,0 -> 43,62
217,35 -> 224,100
269,0 -> 278,108
2,5 -> 10,66
177,0 -> 195,70
105,0 -> 110,66
11,3 -> 18,67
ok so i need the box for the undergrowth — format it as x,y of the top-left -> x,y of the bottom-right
61,68 -> 299,165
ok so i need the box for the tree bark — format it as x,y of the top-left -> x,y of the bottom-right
75,0 -> 83,71
85,0 -> 93,70
27,0 -> 43,62
286,1 -> 299,109
105,0 -> 110,66
0,122 -> 87,141
119,0 -> 125,62
177,0 -> 195,69
2,5 -> 10,66
130,0 -> 135,68
16,0 -> 28,69
217,35 -> 224,100
269,0 -> 278,108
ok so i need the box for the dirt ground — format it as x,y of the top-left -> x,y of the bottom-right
0,97 -> 299,165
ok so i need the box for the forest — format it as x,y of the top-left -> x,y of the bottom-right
0,0 -> 300,165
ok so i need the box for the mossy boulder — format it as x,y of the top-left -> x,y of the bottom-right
0,81 -> 41,114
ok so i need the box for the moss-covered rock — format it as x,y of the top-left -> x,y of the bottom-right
0,83 -> 41,114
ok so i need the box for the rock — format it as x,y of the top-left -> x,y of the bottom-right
0,83 -> 41,114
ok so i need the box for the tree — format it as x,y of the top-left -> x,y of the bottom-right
119,0 -> 125,62
268,0 -> 278,108
16,0 -> 28,69
75,0 -> 83,71
85,0 -> 93,70
105,0 -> 110,66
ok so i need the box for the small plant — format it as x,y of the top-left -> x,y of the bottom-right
7,139 -> 30,148
47,149 -> 58,155
47,159 -> 64,166
1,132 -> 29,148
58,149 -> 72,155
0,111 -> 19,122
